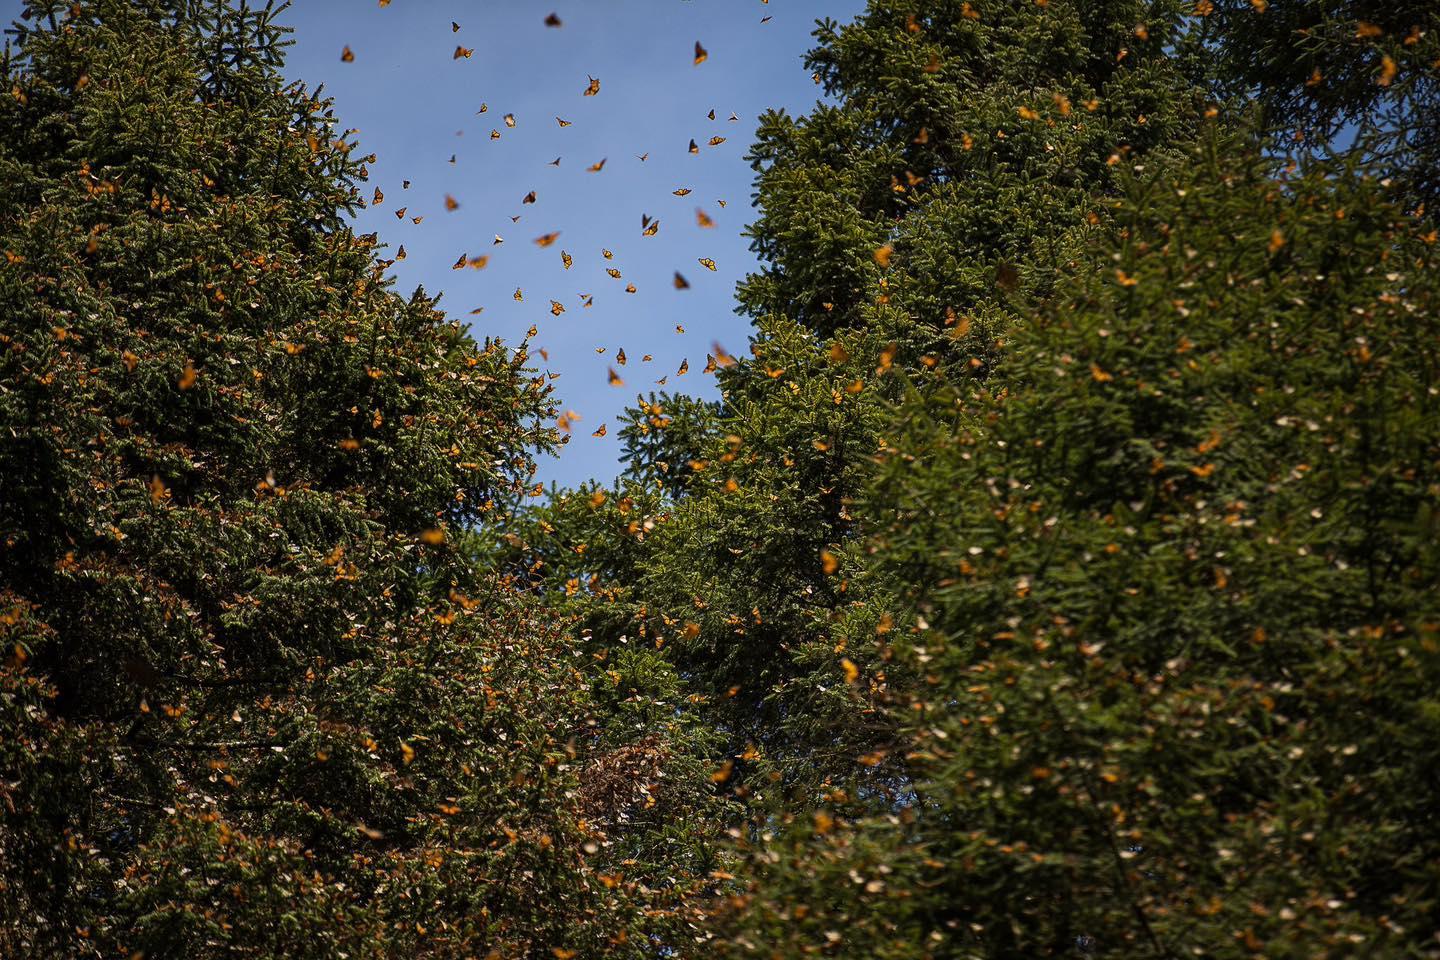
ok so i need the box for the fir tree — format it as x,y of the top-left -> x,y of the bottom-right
513,0 -> 1439,956
717,129 -> 1440,957
508,0 -> 1212,801
1207,0 -> 1440,206
0,3 -> 722,957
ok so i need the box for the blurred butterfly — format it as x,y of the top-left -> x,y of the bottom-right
698,257 -> 716,271
583,75 -> 600,96
694,41 -> 708,65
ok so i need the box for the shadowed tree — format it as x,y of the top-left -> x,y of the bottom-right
0,2 -> 724,957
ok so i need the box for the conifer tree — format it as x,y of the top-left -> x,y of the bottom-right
0,3 -> 722,956
699,2 -> 1440,955
508,0 -> 1211,800
1208,1 -> 1439,205
512,1 -> 1439,956
717,129 -> 1440,957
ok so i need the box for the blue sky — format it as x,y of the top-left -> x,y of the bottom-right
270,0 -> 866,490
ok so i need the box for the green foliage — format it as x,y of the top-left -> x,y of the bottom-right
617,391 -> 722,498
7,0 -> 1440,956
527,1 -> 1440,957
738,0 -> 1206,333
512,0 -> 1215,809
717,133 -> 1440,958
0,2 -> 722,956
1207,1 -> 1440,205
